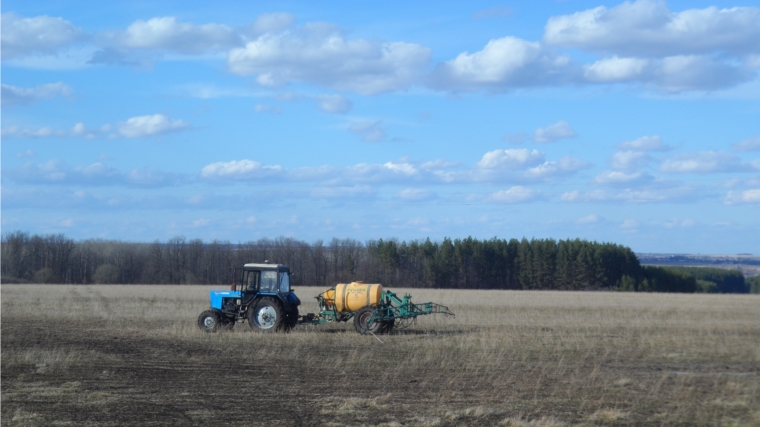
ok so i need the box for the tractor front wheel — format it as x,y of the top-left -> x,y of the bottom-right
248,298 -> 284,333
197,310 -> 220,333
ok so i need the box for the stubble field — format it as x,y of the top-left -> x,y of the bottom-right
2,285 -> 759,426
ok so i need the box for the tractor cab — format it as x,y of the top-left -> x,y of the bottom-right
236,263 -> 300,309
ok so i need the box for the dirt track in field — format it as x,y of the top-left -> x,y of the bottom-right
3,286 -> 760,426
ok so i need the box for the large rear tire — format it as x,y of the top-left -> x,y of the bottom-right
198,310 -> 220,333
284,307 -> 299,331
248,298 -> 284,333
353,306 -> 384,334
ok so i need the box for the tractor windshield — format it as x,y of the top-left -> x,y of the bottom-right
279,272 -> 290,293
260,270 -> 278,292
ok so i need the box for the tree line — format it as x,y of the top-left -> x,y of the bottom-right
1,231 -> 753,293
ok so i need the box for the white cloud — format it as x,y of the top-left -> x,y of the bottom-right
117,114 -> 190,138
593,170 -> 652,186
1,82 -> 72,107
396,188 -> 437,201
487,186 -> 543,203
477,149 -> 544,170
254,104 -> 282,114
660,151 -> 753,173
429,36 -> 574,91
117,17 -> 240,54
349,121 -> 386,142
227,23 -> 431,94
201,159 -> 284,180
1,13 -> 82,59
245,13 -> 296,37
524,156 -> 589,179
544,0 -> 760,57
725,189 -> 760,205
317,94 -> 352,113
584,56 -> 648,82
533,120 -> 577,143
585,55 -> 751,92
733,136 -> 760,152
5,160 -> 181,187
610,151 -> 652,171
561,187 -> 700,203
618,135 -> 670,152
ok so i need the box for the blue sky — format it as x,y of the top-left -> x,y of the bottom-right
2,0 -> 759,253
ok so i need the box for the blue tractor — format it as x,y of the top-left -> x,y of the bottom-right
197,263 -> 300,333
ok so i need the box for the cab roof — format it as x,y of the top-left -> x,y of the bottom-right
243,263 -> 288,270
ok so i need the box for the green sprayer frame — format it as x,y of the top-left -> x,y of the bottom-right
298,288 -> 454,330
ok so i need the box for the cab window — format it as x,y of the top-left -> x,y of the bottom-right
245,270 -> 259,291
279,272 -> 290,293
260,270 -> 278,292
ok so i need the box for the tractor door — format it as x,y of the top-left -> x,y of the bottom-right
242,270 -> 260,306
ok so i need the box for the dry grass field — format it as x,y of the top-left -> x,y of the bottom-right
2,285 -> 759,426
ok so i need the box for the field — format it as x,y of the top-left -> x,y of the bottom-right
2,285 -> 759,426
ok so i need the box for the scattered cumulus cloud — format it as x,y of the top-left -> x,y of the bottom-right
618,135 -> 670,152
733,136 -> 760,152
349,121 -> 386,142
1,13 -> 82,59
533,120 -> 577,143
1,82 -> 72,107
477,149 -> 544,170
561,187 -> 700,203
486,186 -> 543,203
245,13 -> 295,37
660,151 -> 755,174
543,0 -> 760,57
428,36 -> 574,92
116,114 -> 190,138
228,23 -> 431,95
317,94 -> 352,113
4,160 -> 183,187
201,159 -> 284,180
724,189 -> 760,205
610,151 -> 653,171
593,170 -> 653,186
116,17 -> 240,54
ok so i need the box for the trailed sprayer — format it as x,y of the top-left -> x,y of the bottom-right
197,263 -> 454,334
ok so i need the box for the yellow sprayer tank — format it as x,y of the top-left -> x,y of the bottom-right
322,281 -> 383,313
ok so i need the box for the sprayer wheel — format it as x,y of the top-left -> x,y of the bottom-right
353,306 -> 383,335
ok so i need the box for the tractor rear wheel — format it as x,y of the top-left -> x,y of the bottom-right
353,306 -> 383,334
197,310 -> 220,333
284,307 -> 299,331
248,298 -> 284,333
